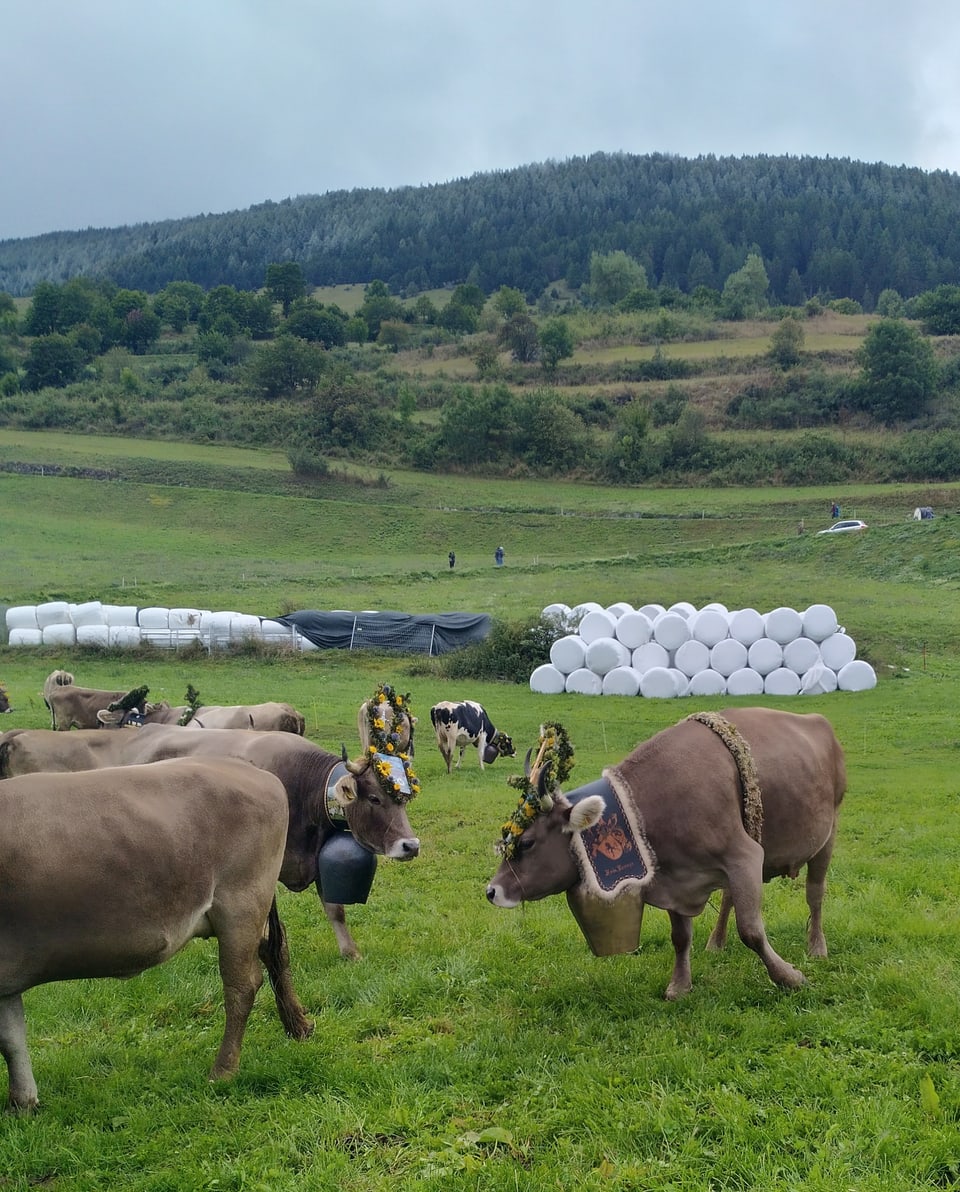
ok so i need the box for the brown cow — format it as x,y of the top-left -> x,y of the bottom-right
486,708 -> 845,999
184,702 -> 305,733
0,724 -> 421,961
0,757 -> 312,1112
42,670 -> 176,730
357,697 -> 416,756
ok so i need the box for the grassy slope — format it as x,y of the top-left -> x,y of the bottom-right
1,433 -> 960,1189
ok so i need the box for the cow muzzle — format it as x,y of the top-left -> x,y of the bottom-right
386,836 -> 420,861
486,883 -> 520,909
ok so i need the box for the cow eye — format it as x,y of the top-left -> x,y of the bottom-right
518,836 -> 534,853
366,792 -> 382,806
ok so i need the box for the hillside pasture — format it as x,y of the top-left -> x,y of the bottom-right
1,440 -> 960,1189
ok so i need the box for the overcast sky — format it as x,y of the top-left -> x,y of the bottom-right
4,0 -> 960,242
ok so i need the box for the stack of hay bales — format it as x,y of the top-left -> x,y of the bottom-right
530,600 -> 876,697
4,603 -> 301,651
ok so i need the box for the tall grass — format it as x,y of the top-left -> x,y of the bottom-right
1,437 -> 960,1189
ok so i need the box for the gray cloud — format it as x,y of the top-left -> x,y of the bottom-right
3,0 -> 958,240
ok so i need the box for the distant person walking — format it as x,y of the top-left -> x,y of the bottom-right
494,545 -> 504,567
448,551 -> 456,570
831,501 -> 840,519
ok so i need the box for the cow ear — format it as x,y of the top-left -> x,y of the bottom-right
333,773 -> 358,807
565,795 -> 605,834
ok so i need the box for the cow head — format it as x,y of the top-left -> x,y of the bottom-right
333,754 -> 421,861
0,685 -> 10,714
486,788 -> 604,907
483,731 -> 516,766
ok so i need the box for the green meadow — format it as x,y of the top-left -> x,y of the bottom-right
1,430 -> 960,1190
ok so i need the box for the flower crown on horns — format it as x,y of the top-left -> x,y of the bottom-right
496,721 -> 575,859
364,683 -> 420,803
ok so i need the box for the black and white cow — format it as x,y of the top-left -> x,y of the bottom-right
429,700 -> 515,773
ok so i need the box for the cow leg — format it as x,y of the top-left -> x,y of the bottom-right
210,926 -> 267,1081
665,912 -> 694,1000
805,826 -> 837,958
727,846 -> 806,990
259,902 -> 313,1040
321,898 -> 362,961
0,994 -> 38,1112
476,733 -> 486,770
705,889 -> 733,951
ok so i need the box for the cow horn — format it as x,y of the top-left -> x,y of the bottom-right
341,743 -> 349,763
524,747 -> 534,777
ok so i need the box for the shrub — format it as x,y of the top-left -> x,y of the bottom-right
440,616 -> 563,683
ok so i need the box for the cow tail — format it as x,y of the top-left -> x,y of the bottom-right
259,899 -> 314,1040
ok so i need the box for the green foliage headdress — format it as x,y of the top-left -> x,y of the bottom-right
363,683 -> 420,804
496,721 -> 574,860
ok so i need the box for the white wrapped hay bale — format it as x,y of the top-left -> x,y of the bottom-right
260,618 -> 295,642
614,610 -> 653,649
5,606 -> 39,631
601,666 -> 642,696
8,627 -> 42,647
137,607 -> 171,629
710,638 -> 748,677
631,641 -> 671,673
169,608 -> 206,630
605,602 -> 634,619
838,659 -> 877,691
103,604 -> 139,627
639,667 -> 680,698
230,614 -> 263,640
530,664 -> 567,694
747,638 -> 783,676
701,602 -> 729,615
674,639 -> 711,678
801,603 -> 839,642
728,608 -> 765,646
687,669 -> 727,697
725,667 -> 765,696
200,610 -> 236,647
667,601 -> 698,619
800,662 -> 838,694
691,608 -> 730,648
550,634 -> 587,675
76,624 -> 110,647
108,625 -> 143,648
653,611 -> 692,651
42,623 -> 76,646
565,667 -> 603,695
542,603 -> 572,622
36,601 -> 71,628
586,636 -> 631,676
639,602 -> 666,621
579,609 -> 619,644
764,606 -> 803,645
820,632 -> 857,671
570,602 -> 604,626
294,632 -> 318,652
783,637 -> 822,676
70,601 -> 104,627
764,667 -> 802,696
670,669 -> 690,697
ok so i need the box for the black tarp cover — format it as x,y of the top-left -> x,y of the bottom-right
277,610 -> 492,655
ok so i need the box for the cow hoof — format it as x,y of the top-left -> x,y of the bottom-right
664,982 -> 692,1001
777,965 -> 807,989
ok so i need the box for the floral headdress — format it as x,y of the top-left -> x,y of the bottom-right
496,721 -> 574,860
363,683 -> 420,803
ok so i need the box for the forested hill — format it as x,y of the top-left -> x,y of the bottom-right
4,152 -> 960,304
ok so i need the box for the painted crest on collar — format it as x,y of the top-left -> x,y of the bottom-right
567,776 -> 656,900
325,760 -> 350,823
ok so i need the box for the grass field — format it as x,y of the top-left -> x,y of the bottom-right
1,433 -> 960,1189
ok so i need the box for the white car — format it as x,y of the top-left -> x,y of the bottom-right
817,519 -> 868,535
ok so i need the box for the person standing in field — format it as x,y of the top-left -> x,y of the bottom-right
495,545 -> 504,567
449,551 -> 456,570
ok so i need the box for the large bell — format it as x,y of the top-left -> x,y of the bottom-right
566,885 -> 644,956
316,830 -> 378,904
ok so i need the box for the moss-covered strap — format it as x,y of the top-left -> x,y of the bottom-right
686,712 -> 763,843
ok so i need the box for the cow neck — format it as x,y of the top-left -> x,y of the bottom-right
324,760 -> 350,826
